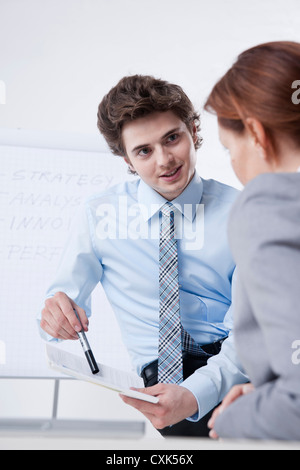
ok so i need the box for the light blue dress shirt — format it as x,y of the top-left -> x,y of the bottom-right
39,172 -> 247,420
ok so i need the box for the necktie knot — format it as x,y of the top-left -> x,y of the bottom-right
161,202 -> 175,218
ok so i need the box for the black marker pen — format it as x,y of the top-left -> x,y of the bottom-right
73,309 -> 99,375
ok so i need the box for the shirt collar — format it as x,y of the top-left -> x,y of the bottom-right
137,171 -> 203,222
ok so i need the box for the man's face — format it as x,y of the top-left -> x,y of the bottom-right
122,111 -> 197,200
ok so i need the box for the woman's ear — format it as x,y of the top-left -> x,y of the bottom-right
245,117 -> 269,160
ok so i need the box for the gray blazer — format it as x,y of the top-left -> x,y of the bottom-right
214,172 -> 300,440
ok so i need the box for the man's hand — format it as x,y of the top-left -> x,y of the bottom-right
120,383 -> 198,429
40,292 -> 89,340
208,383 -> 255,439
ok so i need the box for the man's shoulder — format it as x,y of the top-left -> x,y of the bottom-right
85,178 -> 139,206
201,177 -> 240,204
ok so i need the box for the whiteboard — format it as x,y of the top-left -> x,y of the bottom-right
0,128 -> 136,377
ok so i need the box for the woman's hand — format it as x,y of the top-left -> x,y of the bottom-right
208,383 -> 255,439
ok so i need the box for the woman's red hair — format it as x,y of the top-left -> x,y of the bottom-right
204,41 -> 300,148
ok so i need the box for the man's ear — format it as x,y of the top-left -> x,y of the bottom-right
192,122 -> 198,145
123,155 -> 132,168
123,156 -> 137,175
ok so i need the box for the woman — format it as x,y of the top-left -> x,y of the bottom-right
204,41 -> 300,440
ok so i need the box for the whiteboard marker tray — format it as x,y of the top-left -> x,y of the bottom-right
0,418 -> 145,439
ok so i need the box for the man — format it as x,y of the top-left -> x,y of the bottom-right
39,75 -> 247,436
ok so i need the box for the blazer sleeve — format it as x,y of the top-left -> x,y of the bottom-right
214,174 -> 300,440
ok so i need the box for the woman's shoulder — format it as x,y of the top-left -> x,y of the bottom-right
229,172 -> 300,254
232,172 -> 300,219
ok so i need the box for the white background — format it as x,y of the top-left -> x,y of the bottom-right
0,0 -> 299,438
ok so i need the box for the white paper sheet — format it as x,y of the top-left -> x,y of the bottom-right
46,344 -> 159,404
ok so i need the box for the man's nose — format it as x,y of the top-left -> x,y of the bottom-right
156,146 -> 175,166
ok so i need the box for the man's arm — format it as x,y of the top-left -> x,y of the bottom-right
121,283 -> 248,429
119,331 -> 247,429
120,270 -> 248,428
181,269 -> 248,422
182,329 -> 248,421
37,203 -> 103,340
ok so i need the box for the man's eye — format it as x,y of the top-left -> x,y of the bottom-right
138,147 -> 150,156
167,133 -> 179,143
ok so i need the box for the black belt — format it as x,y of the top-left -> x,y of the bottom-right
141,337 -> 227,387
200,337 -> 226,355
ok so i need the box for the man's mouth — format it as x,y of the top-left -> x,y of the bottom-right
160,165 -> 182,180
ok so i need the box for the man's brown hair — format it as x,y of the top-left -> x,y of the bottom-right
97,75 -> 202,157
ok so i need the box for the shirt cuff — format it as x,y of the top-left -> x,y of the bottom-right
180,372 -> 218,422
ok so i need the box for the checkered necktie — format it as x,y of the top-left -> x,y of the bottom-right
158,202 -> 183,384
